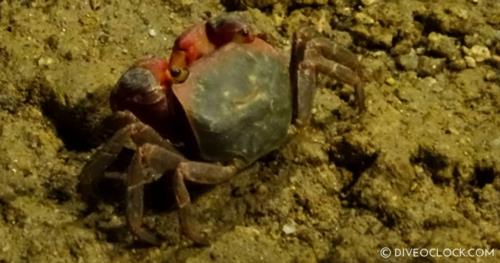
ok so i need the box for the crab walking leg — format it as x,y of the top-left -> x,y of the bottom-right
132,145 -> 238,244
305,37 -> 365,112
79,112 -> 174,203
290,28 -> 365,125
310,37 -> 362,74
174,161 -> 238,244
78,131 -> 128,202
290,28 -> 317,125
303,52 -> 364,110
292,63 -> 317,126
126,143 -> 186,244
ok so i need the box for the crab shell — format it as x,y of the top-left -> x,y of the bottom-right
172,39 -> 291,163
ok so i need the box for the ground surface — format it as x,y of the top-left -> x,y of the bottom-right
0,0 -> 499,262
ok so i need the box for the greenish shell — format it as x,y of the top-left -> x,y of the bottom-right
172,40 -> 291,163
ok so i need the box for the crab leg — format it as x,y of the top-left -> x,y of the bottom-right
305,37 -> 365,112
79,110 -> 185,244
175,161 -> 238,244
79,111 -> 173,203
126,143 -> 186,244
290,27 -> 365,125
139,146 -> 238,244
305,38 -> 362,87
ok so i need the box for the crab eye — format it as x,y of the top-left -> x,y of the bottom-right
170,66 -> 189,83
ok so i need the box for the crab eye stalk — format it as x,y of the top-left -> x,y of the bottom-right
169,49 -> 190,83
170,66 -> 189,83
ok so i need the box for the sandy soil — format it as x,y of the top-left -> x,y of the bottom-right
0,0 -> 499,262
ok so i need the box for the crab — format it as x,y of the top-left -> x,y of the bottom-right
79,13 -> 365,245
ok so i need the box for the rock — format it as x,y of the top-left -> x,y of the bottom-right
463,45 -> 491,62
417,56 -> 446,76
427,32 -> 461,60
282,223 -> 297,235
37,56 -> 55,67
147,28 -> 157,37
397,49 -> 419,71
464,56 -> 477,68
354,12 -> 375,25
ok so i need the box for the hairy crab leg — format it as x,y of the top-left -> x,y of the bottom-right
134,144 -> 239,244
79,112 -> 178,199
126,143 -> 186,244
290,27 -> 365,125
175,161 -> 238,244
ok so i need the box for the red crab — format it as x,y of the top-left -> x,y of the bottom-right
79,13 -> 365,245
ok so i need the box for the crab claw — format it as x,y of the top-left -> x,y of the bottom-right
110,58 -> 171,111
205,13 -> 256,47
169,14 -> 256,83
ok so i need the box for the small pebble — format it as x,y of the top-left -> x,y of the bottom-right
485,70 -> 497,81
469,45 -> 491,62
452,6 -> 469,19
354,12 -> 375,25
449,58 -> 467,70
37,57 -> 54,67
282,224 -> 297,235
464,56 -> 476,68
148,28 -> 157,37
463,45 -> 491,62
446,127 -> 459,135
418,56 -> 445,76
385,77 -> 396,86
397,49 -> 419,70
